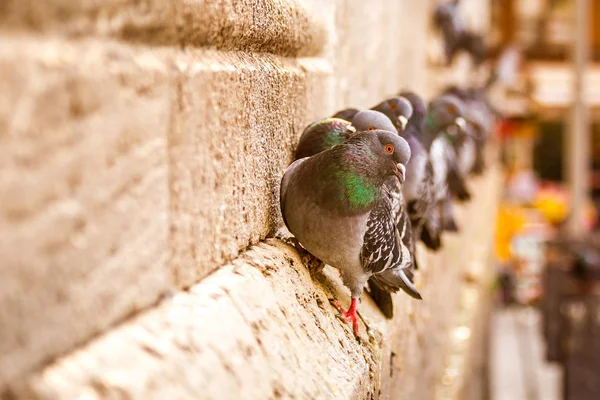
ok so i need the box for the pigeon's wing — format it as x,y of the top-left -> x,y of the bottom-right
408,158 -> 435,225
361,189 -> 421,300
279,157 -> 309,229
361,188 -> 405,275
445,140 -> 471,202
386,177 -> 419,270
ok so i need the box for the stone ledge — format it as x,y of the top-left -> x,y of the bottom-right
6,240 -> 383,400
0,34 -> 333,391
5,169 -> 501,399
0,0 -> 328,57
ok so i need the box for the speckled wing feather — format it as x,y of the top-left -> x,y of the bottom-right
361,188 -> 421,301
361,187 -> 407,275
445,142 -> 471,202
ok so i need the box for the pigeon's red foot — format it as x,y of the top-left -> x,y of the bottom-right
330,298 -> 359,338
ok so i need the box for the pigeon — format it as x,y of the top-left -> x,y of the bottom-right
433,0 -> 487,66
351,110 -> 420,312
280,130 -> 422,337
294,118 -> 356,161
420,95 -> 470,233
398,91 -> 441,251
371,97 -> 413,132
351,109 -> 398,134
292,110 -> 413,317
332,108 -> 360,122
443,86 -> 495,175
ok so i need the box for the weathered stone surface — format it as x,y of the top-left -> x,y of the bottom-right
0,0 -> 177,44
332,0 -> 430,109
8,240 -> 384,400
175,0 -> 328,56
0,0 -> 328,56
169,50 -> 331,288
7,169 -> 501,400
0,36 -> 173,388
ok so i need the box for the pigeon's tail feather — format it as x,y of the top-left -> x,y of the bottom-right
444,216 -> 459,232
441,198 -> 460,232
367,279 -> 394,318
370,268 -> 422,303
448,166 -> 471,202
421,224 -> 442,250
471,147 -> 486,175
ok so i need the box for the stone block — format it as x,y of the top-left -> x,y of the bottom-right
169,49 -> 331,287
0,36 -> 172,387
0,0 -> 328,56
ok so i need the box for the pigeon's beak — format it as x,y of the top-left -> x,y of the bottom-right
395,163 -> 406,183
454,116 -> 467,131
398,115 -> 408,131
345,125 -> 357,137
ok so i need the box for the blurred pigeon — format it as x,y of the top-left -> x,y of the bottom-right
420,95 -> 470,233
397,91 -> 442,251
444,86 -> 495,175
332,108 -> 360,122
280,131 -> 421,337
371,97 -> 414,132
352,109 -> 398,134
434,0 -> 487,66
294,118 -> 356,161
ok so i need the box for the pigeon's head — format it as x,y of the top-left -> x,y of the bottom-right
442,85 -> 469,100
398,91 -> 427,130
347,130 -> 411,183
434,0 -> 460,29
371,97 -> 413,131
295,118 -> 356,160
427,95 -> 467,134
351,110 -> 397,134
331,108 -> 360,122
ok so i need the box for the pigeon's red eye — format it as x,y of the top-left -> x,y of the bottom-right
447,104 -> 457,115
385,144 -> 394,154
389,102 -> 397,110
368,126 -> 376,131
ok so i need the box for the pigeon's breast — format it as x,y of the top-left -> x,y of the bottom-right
283,187 -> 369,278
429,137 -> 448,195
458,137 -> 476,175
403,151 -> 428,202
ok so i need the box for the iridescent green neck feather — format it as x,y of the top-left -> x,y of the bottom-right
336,171 -> 379,209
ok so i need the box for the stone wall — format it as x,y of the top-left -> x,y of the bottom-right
0,0 -> 498,399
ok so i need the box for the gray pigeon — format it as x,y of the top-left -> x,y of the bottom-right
398,91 -> 441,251
294,110 -> 416,318
332,108 -> 360,122
352,109 -> 398,134
443,86 -> 495,175
420,95 -> 470,233
280,130 -> 422,337
371,97 -> 414,132
295,118 -> 356,161
434,0 -> 488,66
351,109 -> 420,312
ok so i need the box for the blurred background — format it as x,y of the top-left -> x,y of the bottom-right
486,1 -> 600,399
